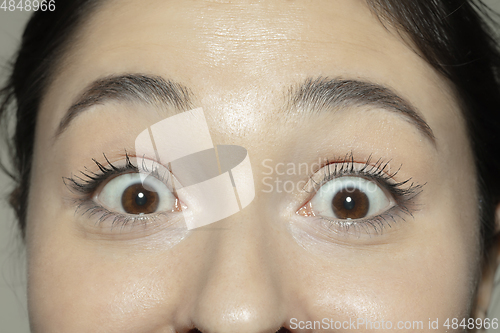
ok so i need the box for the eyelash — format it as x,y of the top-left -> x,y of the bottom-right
303,153 -> 424,236
65,152 -> 423,235
64,152 -> 174,230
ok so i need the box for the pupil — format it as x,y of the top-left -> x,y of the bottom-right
122,183 -> 159,214
331,187 -> 369,219
343,196 -> 355,210
135,192 -> 147,206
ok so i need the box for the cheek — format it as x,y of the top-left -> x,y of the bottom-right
291,237 -> 476,328
25,173 -> 182,332
26,224 -> 190,332
288,181 -> 480,328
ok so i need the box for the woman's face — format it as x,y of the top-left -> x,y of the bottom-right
26,0 -> 488,331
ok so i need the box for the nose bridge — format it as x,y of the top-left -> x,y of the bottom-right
189,207 -> 286,332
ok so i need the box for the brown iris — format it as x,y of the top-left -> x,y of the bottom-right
332,187 -> 369,219
121,183 -> 159,214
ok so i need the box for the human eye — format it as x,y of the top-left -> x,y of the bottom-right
98,173 -> 178,215
64,152 -> 184,233
296,155 -> 423,237
308,176 -> 392,220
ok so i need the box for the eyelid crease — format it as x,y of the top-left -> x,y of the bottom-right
63,152 -> 179,201
63,152 -> 138,196
304,152 -> 406,193
297,152 -> 425,237
63,151 -> 187,234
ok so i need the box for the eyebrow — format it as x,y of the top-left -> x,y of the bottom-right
286,77 -> 436,145
55,74 -> 193,138
55,74 -> 436,147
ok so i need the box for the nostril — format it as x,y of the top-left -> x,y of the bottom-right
187,330 -> 202,333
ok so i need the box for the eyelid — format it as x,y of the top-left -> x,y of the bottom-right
64,154 -> 136,196
294,154 -> 424,240
292,205 -> 410,244
70,201 -> 188,240
304,157 -> 397,196
64,153 -> 177,196
63,153 -> 188,236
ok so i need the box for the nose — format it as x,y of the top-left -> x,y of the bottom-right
184,207 -> 288,333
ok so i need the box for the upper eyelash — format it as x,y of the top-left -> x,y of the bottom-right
63,152 -> 169,196
66,151 -> 423,234
303,153 -> 424,235
63,152 -> 175,229
305,152 -> 424,204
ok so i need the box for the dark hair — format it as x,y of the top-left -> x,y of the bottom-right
1,0 -> 500,257
366,0 -> 500,258
0,0 -> 101,238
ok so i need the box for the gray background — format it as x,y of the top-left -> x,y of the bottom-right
2,2 -> 500,332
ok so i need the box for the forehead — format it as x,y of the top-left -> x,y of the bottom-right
81,0 -> 399,69
40,0 -> 463,152
54,0 -> 454,100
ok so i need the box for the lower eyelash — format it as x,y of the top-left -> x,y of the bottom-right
72,199 -> 169,231
64,152 -> 174,229
304,152 -> 424,236
317,205 -> 415,237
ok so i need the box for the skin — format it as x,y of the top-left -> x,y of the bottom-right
25,0 -> 500,332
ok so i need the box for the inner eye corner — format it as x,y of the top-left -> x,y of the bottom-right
296,201 -> 314,217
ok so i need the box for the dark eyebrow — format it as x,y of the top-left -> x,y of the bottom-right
286,77 -> 436,146
55,75 -> 435,147
54,74 -> 193,138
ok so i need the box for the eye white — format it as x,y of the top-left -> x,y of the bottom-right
97,173 -> 176,214
310,176 -> 393,219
